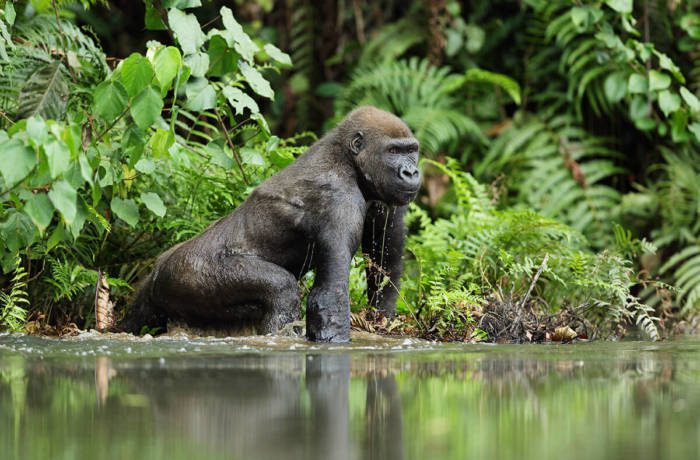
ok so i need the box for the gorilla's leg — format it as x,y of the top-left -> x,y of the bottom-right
217,255 -> 301,334
159,255 -> 301,334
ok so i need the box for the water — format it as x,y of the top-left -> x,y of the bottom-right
1,332 -> 698,460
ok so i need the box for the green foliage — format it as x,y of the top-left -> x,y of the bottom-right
0,257 -> 29,332
400,160 -> 658,339
478,112 -> 625,246
0,14 -> 108,125
0,2 -> 295,324
1,0 -> 699,337
336,58 -> 489,154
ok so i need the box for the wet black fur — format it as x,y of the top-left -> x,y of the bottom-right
120,106 -> 421,342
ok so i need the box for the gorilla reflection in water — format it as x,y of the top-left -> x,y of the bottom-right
107,354 -> 405,460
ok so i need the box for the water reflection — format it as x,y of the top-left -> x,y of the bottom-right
0,339 -> 699,460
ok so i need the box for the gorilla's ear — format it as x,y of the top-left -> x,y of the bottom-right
349,131 -> 364,155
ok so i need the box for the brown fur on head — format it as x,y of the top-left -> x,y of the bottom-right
342,106 -> 413,139
337,106 -> 421,205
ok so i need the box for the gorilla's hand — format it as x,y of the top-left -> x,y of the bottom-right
306,284 -> 351,342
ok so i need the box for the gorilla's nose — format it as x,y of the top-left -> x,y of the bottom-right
398,164 -> 421,189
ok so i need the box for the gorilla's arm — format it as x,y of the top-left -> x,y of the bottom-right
362,202 -> 406,318
306,197 -> 365,342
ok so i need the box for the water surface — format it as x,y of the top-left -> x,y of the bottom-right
1,332 -> 698,460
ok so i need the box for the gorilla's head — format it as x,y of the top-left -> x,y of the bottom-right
339,106 -> 421,206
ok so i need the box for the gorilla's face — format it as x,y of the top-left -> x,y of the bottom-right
352,131 -> 421,206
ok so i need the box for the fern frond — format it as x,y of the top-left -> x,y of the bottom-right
0,257 -> 29,332
17,61 -> 69,119
44,258 -> 98,301
478,113 -> 624,246
0,14 -> 107,123
660,245 -> 700,314
359,17 -> 426,65
336,58 -> 486,154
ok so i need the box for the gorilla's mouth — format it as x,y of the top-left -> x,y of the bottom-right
395,189 -> 419,203
398,188 -> 420,196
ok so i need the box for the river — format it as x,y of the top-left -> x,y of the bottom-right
1,332 -> 698,460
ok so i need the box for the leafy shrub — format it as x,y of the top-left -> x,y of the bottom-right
398,160 -> 658,340
0,2 -> 294,329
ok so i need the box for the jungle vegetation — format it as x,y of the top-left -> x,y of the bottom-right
1,0 -> 699,341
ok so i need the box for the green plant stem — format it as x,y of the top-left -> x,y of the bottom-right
215,111 -> 250,185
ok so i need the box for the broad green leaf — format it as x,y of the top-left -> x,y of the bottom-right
134,158 -> 156,174
655,51 -> 685,83
61,124 -> 80,159
68,200 -> 87,239
18,62 -> 69,120
110,197 -> 139,227
263,44 -> 291,66
48,180 -> 77,224
239,62 -> 274,99
220,6 -> 258,63
570,7 -> 589,30
0,211 -> 35,252
658,90 -> 681,117
241,147 -> 265,166
464,24 -> 485,54
43,140 -> 70,179
463,68 -> 521,105
98,160 -> 114,187
144,3 -> 166,30
689,122 -> 700,143
140,192 -> 166,217
62,162 -> 84,190
680,13 -> 700,39
208,143 -> 233,169
269,148 -> 295,168
148,129 -> 174,158
130,86 -> 164,129
79,153 -> 93,185
605,0 -> 632,13
184,51 -> 210,78
604,71 -> 627,103
185,78 -> 217,111
153,46 -> 181,89
629,95 -> 649,120
0,18 -> 11,61
119,54 -> 155,97
628,74 -> 647,94
47,222 -> 68,250
444,29 -> 463,57
23,192 -> 54,233
648,70 -> 671,91
222,86 -> 259,115
670,111 -> 689,142
26,116 -> 48,144
680,87 -> 700,112
168,8 -> 206,55
207,34 -> 238,76
163,0 -> 201,7
94,81 -> 129,121
4,2 -> 16,25
251,112 -> 270,135
0,139 -> 37,188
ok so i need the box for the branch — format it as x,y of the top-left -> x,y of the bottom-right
215,111 -> 250,185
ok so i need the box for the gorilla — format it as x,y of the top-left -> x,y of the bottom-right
120,106 -> 421,342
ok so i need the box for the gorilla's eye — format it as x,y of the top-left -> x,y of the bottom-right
389,147 -> 399,154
